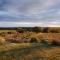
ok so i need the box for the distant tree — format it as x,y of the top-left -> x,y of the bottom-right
42,27 -> 49,33
16,28 -> 25,33
50,29 -> 59,33
33,27 -> 41,33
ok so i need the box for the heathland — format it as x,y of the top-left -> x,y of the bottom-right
0,27 -> 60,60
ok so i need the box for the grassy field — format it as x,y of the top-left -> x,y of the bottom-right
0,43 -> 60,60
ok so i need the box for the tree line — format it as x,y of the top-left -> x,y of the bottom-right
16,27 -> 60,33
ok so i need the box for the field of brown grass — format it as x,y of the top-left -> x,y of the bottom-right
0,43 -> 60,60
0,28 -> 60,60
36,33 -> 60,41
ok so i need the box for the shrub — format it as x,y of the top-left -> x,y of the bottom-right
30,38 -> 38,43
16,28 -> 25,33
33,27 -> 41,33
50,29 -> 59,33
7,32 -> 12,34
41,40 -> 49,45
42,27 -> 49,33
51,40 -> 60,46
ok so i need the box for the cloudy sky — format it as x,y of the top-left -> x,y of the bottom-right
0,0 -> 60,27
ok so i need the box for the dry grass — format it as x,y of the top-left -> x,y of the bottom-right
36,33 -> 60,41
0,29 -> 60,42
17,32 -> 60,42
0,30 -> 16,33
0,43 -> 60,60
0,30 -> 60,60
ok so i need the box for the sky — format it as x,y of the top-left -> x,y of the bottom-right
0,0 -> 60,27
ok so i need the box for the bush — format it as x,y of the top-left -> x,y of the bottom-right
41,40 -> 49,45
33,27 -> 41,33
51,40 -> 60,46
16,28 -> 25,33
50,29 -> 59,33
30,38 -> 38,43
42,27 -> 49,33
7,32 -> 12,34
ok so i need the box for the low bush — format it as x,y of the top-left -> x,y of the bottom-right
41,40 -> 49,45
51,40 -> 60,46
30,38 -> 38,43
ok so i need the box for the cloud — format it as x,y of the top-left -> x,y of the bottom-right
0,0 -> 60,27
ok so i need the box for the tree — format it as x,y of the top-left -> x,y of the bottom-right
33,27 -> 41,33
16,28 -> 25,33
42,27 -> 49,33
50,29 -> 59,33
